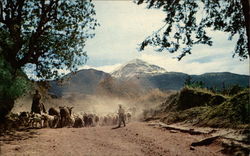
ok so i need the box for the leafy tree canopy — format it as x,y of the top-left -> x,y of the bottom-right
0,52 -> 31,120
0,55 -> 31,100
0,0 -> 98,79
135,0 -> 250,60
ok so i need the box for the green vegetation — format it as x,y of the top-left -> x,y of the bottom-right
184,75 -> 248,95
0,0 -> 98,79
0,0 -> 98,121
198,89 -> 250,128
150,87 -> 250,129
0,55 -> 31,121
184,76 -> 205,89
177,87 -> 227,110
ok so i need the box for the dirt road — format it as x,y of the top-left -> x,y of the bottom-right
0,122 -> 225,156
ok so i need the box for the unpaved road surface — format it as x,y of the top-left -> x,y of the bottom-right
0,122 -> 225,156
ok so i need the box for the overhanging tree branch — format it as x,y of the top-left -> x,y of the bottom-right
135,0 -> 249,59
0,0 -> 98,79
240,0 -> 250,57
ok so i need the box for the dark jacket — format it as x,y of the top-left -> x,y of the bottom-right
31,93 -> 42,114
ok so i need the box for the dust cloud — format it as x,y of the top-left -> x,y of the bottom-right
12,89 -> 170,120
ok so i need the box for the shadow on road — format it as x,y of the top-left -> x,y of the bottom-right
111,125 -> 126,130
111,126 -> 121,130
0,129 -> 39,144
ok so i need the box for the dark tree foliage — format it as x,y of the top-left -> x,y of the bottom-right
184,75 -> 192,86
0,0 -> 98,122
135,0 -> 250,60
184,76 -> 205,88
0,54 -> 31,121
0,0 -> 98,79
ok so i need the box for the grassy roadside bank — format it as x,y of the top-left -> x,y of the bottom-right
144,87 -> 250,129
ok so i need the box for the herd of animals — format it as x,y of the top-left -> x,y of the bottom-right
5,106 -> 133,129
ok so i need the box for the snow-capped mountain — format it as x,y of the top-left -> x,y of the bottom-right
111,59 -> 166,78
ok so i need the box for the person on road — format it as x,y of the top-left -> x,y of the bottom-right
118,105 -> 126,127
31,90 -> 46,114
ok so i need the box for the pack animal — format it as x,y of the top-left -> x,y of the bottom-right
42,113 -> 60,128
48,107 -> 61,128
59,106 -> 74,127
73,116 -> 84,128
29,113 -> 44,128
83,114 -> 88,127
19,112 -> 31,127
126,112 -> 132,122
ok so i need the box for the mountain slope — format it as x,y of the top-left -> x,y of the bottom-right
145,72 -> 249,91
48,59 -> 249,97
145,72 -> 189,90
48,69 -> 111,97
192,72 -> 249,88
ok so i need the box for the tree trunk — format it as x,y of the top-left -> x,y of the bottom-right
0,98 -> 15,122
241,0 -> 250,57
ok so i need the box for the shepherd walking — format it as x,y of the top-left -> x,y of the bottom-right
31,90 -> 46,114
118,105 -> 126,127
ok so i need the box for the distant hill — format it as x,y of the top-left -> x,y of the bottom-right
144,72 -> 189,90
48,69 -> 110,97
144,72 -> 249,91
191,72 -> 249,88
48,59 -> 249,97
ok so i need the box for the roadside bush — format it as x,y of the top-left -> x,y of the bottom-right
177,87 -> 227,110
198,89 -> 250,128
148,87 -> 249,129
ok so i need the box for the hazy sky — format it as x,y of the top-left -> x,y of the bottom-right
82,1 -> 249,75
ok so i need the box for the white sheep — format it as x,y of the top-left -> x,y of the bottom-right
42,113 -> 60,128
29,113 -> 43,128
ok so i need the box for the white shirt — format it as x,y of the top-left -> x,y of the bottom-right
118,107 -> 125,115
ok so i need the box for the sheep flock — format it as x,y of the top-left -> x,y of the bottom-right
3,106 -> 134,130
